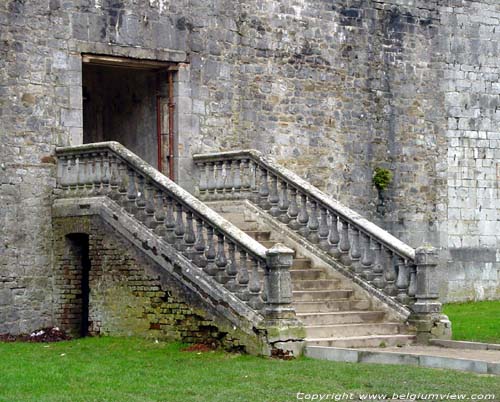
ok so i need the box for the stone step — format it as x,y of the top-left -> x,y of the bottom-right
306,334 -> 416,349
260,240 -> 277,248
244,230 -> 271,241
292,279 -> 340,291
293,289 -> 353,302
290,269 -> 326,281
291,258 -> 311,269
293,299 -> 371,313
296,311 -> 385,325
304,322 -> 401,338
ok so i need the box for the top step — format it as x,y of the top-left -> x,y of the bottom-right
244,231 -> 271,242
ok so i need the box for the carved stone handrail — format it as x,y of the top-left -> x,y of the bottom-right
193,149 -> 442,314
55,142 -> 297,323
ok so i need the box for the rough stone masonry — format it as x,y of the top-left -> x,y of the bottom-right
0,0 -> 499,335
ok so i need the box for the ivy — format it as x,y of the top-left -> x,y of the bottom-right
373,167 -> 393,191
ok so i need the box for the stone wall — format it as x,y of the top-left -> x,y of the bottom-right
1,0 -> 499,333
439,1 -> 500,301
52,215 -> 245,349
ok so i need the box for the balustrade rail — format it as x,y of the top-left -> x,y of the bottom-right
193,150 -> 440,312
55,142 -> 296,320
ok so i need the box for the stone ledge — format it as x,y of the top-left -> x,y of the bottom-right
305,346 -> 500,375
430,338 -> 500,351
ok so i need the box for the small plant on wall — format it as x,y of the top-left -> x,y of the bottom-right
373,167 -> 393,214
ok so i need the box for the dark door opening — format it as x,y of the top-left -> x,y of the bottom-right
64,233 -> 91,337
80,235 -> 90,337
82,55 -> 176,179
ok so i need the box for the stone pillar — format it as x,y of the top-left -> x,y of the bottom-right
409,246 -> 452,343
263,243 -> 305,357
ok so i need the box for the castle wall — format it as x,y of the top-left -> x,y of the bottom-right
440,1 -> 500,301
1,0 -> 498,334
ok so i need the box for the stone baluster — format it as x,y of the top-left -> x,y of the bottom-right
164,196 -> 176,245
360,234 -> 374,280
297,193 -> 309,237
215,232 -> 228,284
261,268 -> 269,306
287,187 -> 300,230
307,200 -> 319,243
384,250 -> 398,296
338,220 -> 351,266
197,162 -> 207,199
85,155 -> 96,193
328,212 -> 341,258
215,161 -> 224,199
250,161 -> 260,204
76,156 -> 86,194
264,244 -> 295,321
247,256 -> 263,310
206,162 -> 216,199
277,181 -> 290,223
318,207 -> 330,251
349,228 -> 362,273
92,152 -> 102,195
204,226 -> 217,276
135,174 -> 147,221
269,174 -> 280,217
153,190 -> 166,236
223,160 -> 233,199
144,182 -> 156,228
126,168 -> 138,214
395,256 -> 410,305
232,159 -> 241,199
237,250 -> 250,301
174,202 -> 185,251
108,155 -> 119,199
240,159 -> 251,197
371,242 -> 385,289
183,211 -> 196,259
258,167 -> 270,210
408,264 -> 417,302
193,218 -> 207,268
117,160 -> 128,205
225,241 -> 239,292
100,152 -> 110,194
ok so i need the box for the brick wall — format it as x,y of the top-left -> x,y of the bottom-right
52,216 -> 245,350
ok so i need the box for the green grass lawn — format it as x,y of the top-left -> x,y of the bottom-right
0,337 -> 498,402
444,300 -> 500,344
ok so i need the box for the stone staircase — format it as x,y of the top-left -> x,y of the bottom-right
245,229 -> 416,349
54,143 -> 449,357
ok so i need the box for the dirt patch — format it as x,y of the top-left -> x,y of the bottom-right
181,343 -> 217,352
0,327 -> 71,343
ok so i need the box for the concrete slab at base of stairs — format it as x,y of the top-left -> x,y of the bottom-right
305,346 -> 500,375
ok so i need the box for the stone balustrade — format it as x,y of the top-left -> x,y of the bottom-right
55,142 -> 297,322
192,150 -> 442,315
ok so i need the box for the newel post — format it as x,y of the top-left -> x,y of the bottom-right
264,244 -> 295,320
262,244 -> 305,358
409,246 -> 452,343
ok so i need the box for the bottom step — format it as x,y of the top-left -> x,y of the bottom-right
306,334 -> 416,348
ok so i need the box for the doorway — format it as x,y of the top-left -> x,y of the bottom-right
82,55 -> 176,179
64,233 -> 91,337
